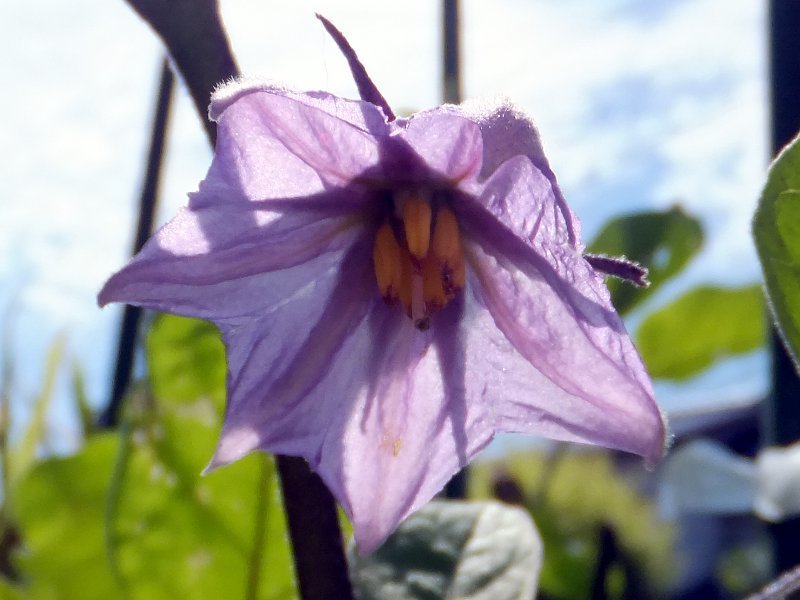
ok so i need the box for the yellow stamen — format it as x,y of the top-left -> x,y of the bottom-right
373,200 -> 467,330
431,207 -> 466,295
401,196 -> 432,260
373,223 -> 402,301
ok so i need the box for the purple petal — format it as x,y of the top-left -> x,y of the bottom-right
397,110 -> 483,183
210,282 -> 494,552
474,154 -> 573,249
205,85 -> 391,200
457,270 -> 664,463
98,200 -> 364,320
210,80 -> 390,134
208,244 -> 378,465
315,14 -> 396,121
450,100 -> 580,248
461,214 -> 666,464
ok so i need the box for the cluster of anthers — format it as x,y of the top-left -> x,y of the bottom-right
373,192 -> 466,331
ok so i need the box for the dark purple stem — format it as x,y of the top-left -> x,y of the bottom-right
277,457 -> 353,600
119,4 -> 354,597
584,253 -> 649,288
125,0 -> 237,144
316,14 -> 396,121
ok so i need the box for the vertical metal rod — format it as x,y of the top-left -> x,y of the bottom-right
99,59 -> 173,427
442,0 -> 467,499
442,0 -> 462,104
766,0 -> 800,573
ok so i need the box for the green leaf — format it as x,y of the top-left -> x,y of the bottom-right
754,133 -> 800,364
348,501 -> 541,600
12,434 -> 123,600
636,285 -> 766,379
588,207 -> 703,314
468,451 -> 675,599
12,315 -> 297,600
106,394 -> 297,600
146,314 -> 226,411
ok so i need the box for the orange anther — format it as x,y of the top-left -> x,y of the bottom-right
373,223 -> 402,301
401,197 -> 432,260
431,207 -> 466,294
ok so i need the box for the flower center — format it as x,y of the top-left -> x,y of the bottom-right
372,193 -> 466,330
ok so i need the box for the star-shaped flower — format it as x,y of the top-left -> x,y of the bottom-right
99,17 -> 667,551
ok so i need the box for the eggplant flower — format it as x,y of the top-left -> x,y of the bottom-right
99,17 -> 667,551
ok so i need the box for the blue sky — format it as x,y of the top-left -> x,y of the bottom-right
0,1 -> 767,448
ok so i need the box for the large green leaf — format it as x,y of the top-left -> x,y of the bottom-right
636,285 -> 766,379
108,399 -> 297,600
146,314 -> 226,410
754,132 -> 800,366
9,314 -> 297,599
12,434 -> 123,600
588,207 -> 703,314
349,501 -> 541,600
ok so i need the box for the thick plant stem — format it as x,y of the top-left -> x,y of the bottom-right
277,456 -> 354,600
125,0 -> 236,145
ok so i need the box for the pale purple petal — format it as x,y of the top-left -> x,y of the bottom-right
210,80 -> 391,135
396,111 -> 483,183
321,306 -> 494,551
460,215 -> 665,464
98,200 -> 364,320
457,271 -> 664,463
210,283 -> 494,552
208,246 -> 378,465
473,154 -> 573,249
205,86 -> 390,201
449,99 -> 580,248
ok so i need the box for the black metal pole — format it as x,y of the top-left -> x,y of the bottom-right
442,0 -> 467,500
442,0 -> 461,105
766,0 -> 800,573
99,59 -> 173,427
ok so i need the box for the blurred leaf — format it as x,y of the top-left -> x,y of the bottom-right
146,314 -> 226,411
13,434 -> 122,600
0,579 -> 24,600
469,452 -> 674,600
349,500 -> 541,600
588,207 -> 703,314
11,314 -> 297,599
106,391 -> 296,600
10,334 -> 67,483
754,132 -> 800,365
636,285 -> 766,379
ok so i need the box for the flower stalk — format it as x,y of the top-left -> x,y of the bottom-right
277,456 -> 354,600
